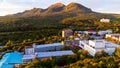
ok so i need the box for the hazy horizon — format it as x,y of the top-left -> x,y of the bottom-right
0,0 -> 120,16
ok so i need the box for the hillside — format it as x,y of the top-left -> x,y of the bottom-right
0,2 -> 119,32
7,2 -> 93,17
0,2 -> 119,45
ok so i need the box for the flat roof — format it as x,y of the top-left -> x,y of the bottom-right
89,40 -> 105,44
35,50 -> 74,58
22,55 -> 35,59
89,40 -> 119,47
33,43 -> 62,48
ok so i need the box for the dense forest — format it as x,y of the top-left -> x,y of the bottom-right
0,14 -> 119,45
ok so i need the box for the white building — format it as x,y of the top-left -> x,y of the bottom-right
84,30 -> 96,35
79,40 -> 119,56
25,43 -> 63,55
98,30 -> 112,35
23,43 -> 71,64
75,30 -> 96,35
33,43 -> 62,52
75,30 -> 112,36
35,50 -> 74,59
22,50 -> 74,64
106,34 -> 120,41
100,18 -> 110,23
22,55 -> 35,64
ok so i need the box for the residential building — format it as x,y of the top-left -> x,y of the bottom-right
79,40 -> 119,56
62,29 -> 73,38
100,18 -> 110,23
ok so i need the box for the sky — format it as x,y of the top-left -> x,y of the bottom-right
0,0 -> 120,16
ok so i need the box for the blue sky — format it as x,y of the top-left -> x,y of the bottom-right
0,0 -> 120,16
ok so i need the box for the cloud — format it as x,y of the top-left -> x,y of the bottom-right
0,0 -> 34,16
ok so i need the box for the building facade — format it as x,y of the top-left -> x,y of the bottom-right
98,30 -> 112,35
35,51 -> 74,59
79,40 -> 119,56
62,29 -> 73,38
33,43 -> 62,52
25,43 -> 63,55
25,46 -> 34,55
106,34 -> 120,41
22,55 -> 35,64
23,43 -> 74,64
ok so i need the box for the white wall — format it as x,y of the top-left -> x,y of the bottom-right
25,48 -> 34,55
105,48 -> 115,55
89,40 -> 105,48
105,34 -> 112,38
79,40 -> 118,56
84,43 -> 96,56
89,40 -> 95,47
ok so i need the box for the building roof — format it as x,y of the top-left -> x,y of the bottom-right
35,50 -> 74,58
105,42 -> 118,48
25,46 -> 33,48
33,43 -> 62,48
22,55 -> 35,59
87,40 -> 119,48
90,40 -> 105,43
0,64 -> 13,68
0,51 -> 22,68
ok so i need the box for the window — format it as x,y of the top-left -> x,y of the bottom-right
81,44 -> 84,47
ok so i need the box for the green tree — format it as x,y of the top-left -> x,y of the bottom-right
114,47 -> 120,58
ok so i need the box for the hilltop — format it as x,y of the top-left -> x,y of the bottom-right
7,2 -> 93,17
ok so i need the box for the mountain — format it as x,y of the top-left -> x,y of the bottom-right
64,2 -> 92,13
7,2 -> 94,17
0,2 -> 119,32
13,8 -> 44,17
45,3 -> 65,13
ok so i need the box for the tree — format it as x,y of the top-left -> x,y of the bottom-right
4,40 -> 13,47
114,47 -> 120,58
4,40 -> 14,50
